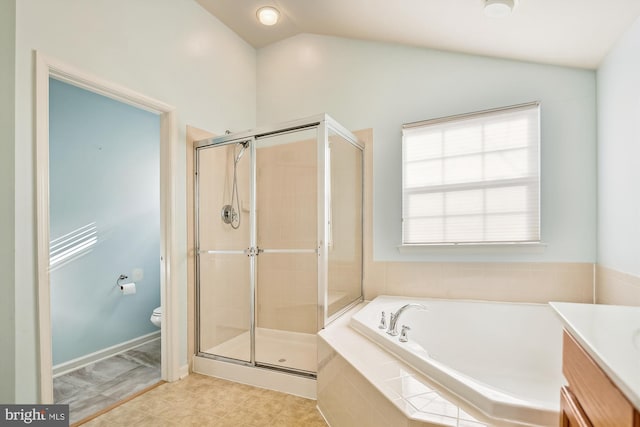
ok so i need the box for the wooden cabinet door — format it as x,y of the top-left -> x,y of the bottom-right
561,387 -> 592,427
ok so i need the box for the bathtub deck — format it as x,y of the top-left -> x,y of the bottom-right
350,295 -> 562,425
318,303 -> 554,427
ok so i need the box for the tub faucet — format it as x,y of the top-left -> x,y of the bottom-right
387,303 -> 426,336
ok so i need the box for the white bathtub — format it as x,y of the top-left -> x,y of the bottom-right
350,296 -> 564,426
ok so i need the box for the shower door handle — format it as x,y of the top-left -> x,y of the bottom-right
198,250 -> 245,255
244,247 -> 264,257
259,248 -> 318,255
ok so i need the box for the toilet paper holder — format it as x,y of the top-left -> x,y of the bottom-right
116,274 -> 128,287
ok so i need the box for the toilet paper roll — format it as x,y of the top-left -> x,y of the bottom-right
120,282 -> 136,295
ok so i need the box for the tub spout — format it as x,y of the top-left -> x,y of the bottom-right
387,303 -> 426,336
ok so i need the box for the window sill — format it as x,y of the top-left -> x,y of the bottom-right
397,242 -> 547,255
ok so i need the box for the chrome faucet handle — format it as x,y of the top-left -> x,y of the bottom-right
378,311 -> 387,329
387,312 -> 398,336
399,325 -> 411,343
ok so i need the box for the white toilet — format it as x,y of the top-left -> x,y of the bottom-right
150,306 -> 161,328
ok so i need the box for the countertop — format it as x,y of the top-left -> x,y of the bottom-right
550,301 -> 640,410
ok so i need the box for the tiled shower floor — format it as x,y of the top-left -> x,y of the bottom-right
54,339 -> 161,424
204,328 -> 317,373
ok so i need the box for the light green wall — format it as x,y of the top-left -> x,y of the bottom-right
0,0 -> 16,404
257,34 -> 597,262
597,15 -> 640,277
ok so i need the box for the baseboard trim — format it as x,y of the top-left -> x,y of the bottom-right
53,331 -> 161,377
178,364 -> 189,380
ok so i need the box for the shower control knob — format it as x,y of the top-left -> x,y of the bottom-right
221,205 -> 237,225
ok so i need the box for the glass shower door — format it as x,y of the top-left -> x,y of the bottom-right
194,115 -> 363,378
196,139 -> 253,363
327,129 -> 363,318
254,128 -> 319,374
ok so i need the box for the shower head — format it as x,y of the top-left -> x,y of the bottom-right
235,140 -> 249,163
226,140 -> 250,230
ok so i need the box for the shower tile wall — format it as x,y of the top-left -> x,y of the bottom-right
257,140 -> 318,334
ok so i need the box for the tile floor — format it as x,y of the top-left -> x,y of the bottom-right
54,339 -> 161,424
82,373 -> 328,426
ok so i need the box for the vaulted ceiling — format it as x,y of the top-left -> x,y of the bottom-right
197,0 -> 640,69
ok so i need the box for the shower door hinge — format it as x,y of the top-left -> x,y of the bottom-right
244,246 -> 263,257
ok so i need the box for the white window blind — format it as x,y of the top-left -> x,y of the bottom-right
402,102 -> 540,245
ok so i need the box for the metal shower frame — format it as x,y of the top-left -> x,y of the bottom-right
193,113 -> 364,376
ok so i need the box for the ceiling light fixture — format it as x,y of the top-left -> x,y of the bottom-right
257,6 -> 280,26
484,0 -> 515,18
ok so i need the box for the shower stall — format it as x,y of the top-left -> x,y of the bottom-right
194,114 -> 363,379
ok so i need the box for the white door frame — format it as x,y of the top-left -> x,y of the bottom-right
34,51 -> 180,403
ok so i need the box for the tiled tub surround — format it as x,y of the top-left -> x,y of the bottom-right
596,265 -> 640,306
319,303 -> 561,427
364,262 -> 594,305
351,297 -> 563,426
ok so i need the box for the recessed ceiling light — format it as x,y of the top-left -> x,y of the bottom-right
257,6 -> 280,26
484,0 -> 515,18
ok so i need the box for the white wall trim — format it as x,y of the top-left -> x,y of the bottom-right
35,51 -> 179,403
179,364 -> 190,380
52,332 -> 160,378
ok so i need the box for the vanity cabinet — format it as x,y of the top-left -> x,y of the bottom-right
560,386 -> 591,427
560,330 -> 640,427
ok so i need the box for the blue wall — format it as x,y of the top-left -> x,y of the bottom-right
49,78 -> 160,365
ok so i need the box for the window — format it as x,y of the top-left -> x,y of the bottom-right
402,102 -> 540,245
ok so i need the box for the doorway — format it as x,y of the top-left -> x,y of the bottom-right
48,77 -> 161,423
34,53 -> 180,410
